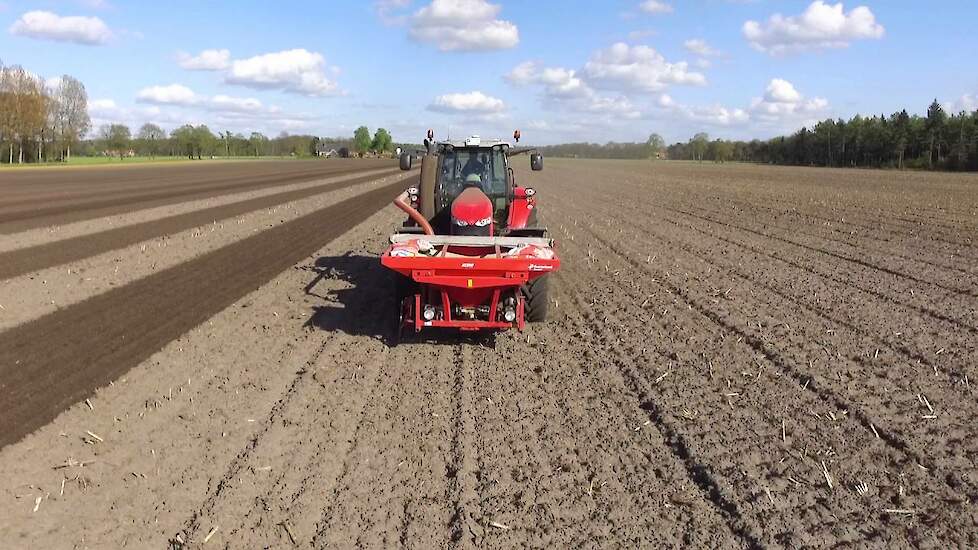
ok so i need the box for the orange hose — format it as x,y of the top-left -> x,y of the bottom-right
394,190 -> 434,235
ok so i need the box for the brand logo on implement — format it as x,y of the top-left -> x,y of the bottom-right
461,262 -> 475,268
528,264 -> 553,271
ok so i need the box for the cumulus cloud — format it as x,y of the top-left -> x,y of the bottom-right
506,61 -> 640,118
136,84 -> 198,106
506,62 -> 589,98
750,78 -> 829,120
136,84 -> 273,115
409,0 -> 518,51
743,1 -> 884,55
178,49 -> 230,71
9,10 -> 111,45
582,42 -> 706,93
226,49 -> 340,96
639,0 -> 673,14
428,91 -> 505,113
656,78 -> 828,129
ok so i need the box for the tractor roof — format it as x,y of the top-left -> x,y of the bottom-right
439,135 -> 510,149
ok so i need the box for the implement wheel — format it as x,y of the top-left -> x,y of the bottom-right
392,273 -> 416,345
521,275 -> 549,323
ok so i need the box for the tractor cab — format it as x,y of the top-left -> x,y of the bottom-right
399,132 -> 544,237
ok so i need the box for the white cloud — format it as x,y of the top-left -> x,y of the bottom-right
137,84 -> 274,116
743,1 -> 884,56
750,78 -> 828,120
655,78 -> 828,130
226,49 -> 339,96
88,98 -> 118,113
956,94 -> 978,112
9,10 -> 111,45
208,95 -> 263,113
684,38 -> 721,57
409,0 -> 518,51
582,42 -> 706,93
428,91 -> 505,113
137,84 -> 198,106
639,0 -> 673,14
178,49 -> 230,71
506,61 -> 640,118
506,62 -> 589,98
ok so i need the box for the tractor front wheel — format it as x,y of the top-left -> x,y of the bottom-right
521,275 -> 549,323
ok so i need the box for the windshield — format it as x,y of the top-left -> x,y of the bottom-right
437,145 -> 509,219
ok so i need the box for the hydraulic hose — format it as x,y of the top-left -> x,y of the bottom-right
394,190 -> 434,235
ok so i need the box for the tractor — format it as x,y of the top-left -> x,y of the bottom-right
380,130 -> 560,341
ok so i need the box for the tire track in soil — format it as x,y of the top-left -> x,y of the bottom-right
570,215 -> 978,494
587,172 -> 978,310
552,210 -> 976,544
0,168 -> 400,280
663,206 -> 978,300
309,342 -> 458,549
656,210 -> 978,365
465,283 -> 746,548
0,160 -> 393,234
567,179 -> 977,379
0,174 -> 416,449
549,240 -> 771,546
688,197 -> 978,270
446,343 -> 487,550
548,220 -> 967,546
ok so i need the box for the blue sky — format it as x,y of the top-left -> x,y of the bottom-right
1,0 -> 976,144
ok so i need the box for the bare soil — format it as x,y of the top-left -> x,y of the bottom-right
0,159 -> 975,548
0,158 -> 393,233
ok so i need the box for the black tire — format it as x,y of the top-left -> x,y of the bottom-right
521,275 -> 549,323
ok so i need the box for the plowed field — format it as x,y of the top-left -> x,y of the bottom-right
1,159 -> 975,548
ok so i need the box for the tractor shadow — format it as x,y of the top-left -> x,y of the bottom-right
302,253 -> 495,347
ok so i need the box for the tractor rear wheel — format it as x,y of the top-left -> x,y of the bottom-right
521,275 -> 549,322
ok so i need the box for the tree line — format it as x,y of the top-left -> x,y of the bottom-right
0,60 -> 404,164
533,100 -> 978,172
666,101 -> 978,171
1,61 -> 91,164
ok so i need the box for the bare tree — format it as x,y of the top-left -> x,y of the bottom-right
52,75 -> 91,161
137,122 -> 165,158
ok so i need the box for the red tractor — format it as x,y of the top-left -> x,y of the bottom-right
381,130 -> 560,341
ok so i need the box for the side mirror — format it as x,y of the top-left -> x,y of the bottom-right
530,153 -> 543,171
399,152 -> 413,170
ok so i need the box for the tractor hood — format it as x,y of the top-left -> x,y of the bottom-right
451,187 -> 493,236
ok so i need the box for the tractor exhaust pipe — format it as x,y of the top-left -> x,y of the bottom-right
394,190 -> 434,235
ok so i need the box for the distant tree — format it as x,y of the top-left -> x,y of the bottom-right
925,99 -> 947,168
309,136 -> 321,156
353,126 -> 371,156
137,123 -> 165,158
193,125 -> 216,158
99,123 -> 131,159
249,132 -> 268,156
690,132 -> 709,161
51,75 -> 90,161
218,129 -> 232,157
371,128 -> 393,154
711,139 -> 734,163
171,125 -> 196,158
646,133 -> 665,158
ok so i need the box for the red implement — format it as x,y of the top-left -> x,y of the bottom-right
382,234 -> 559,335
